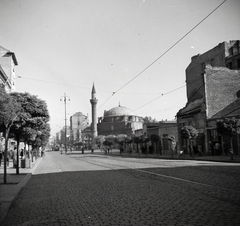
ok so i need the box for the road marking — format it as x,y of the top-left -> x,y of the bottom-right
81,157 -> 240,193
133,168 -> 240,193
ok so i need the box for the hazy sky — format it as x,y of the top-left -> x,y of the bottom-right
0,0 -> 239,137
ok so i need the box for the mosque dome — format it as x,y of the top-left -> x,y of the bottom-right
104,105 -> 134,117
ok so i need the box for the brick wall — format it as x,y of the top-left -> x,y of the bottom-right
205,66 -> 240,118
186,42 -> 227,102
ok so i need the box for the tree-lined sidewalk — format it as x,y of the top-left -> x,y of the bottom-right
0,87 -> 50,183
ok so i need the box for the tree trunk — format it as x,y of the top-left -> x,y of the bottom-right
230,137 -> 233,160
4,127 -> 10,184
220,135 -> 224,156
31,149 -> 34,162
191,140 -> 194,158
145,143 -> 148,156
187,139 -> 190,155
169,141 -> 173,158
23,141 -> 26,157
16,137 -> 20,175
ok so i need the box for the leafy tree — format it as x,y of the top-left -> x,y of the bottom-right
114,138 -> 124,146
9,92 -> 50,173
22,126 -> 48,164
217,117 -> 240,160
125,137 -> 133,144
133,136 -> 141,154
94,135 -> 105,149
139,133 -> 150,155
103,140 -> 113,153
95,135 -> 105,145
180,126 -> 198,157
0,87 -> 21,183
143,116 -> 158,123
103,140 -> 113,146
31,123 -> 50,150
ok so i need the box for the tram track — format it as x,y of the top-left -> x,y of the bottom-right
77,155 -> 240,194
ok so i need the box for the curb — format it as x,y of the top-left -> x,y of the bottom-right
109,152 -> 240,163
0,157 -> 43,224
31,156 -> 43,174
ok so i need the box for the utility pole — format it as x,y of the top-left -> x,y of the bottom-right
60,93 -> 70,154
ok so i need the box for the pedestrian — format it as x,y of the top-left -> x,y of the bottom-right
7,149 -> 12,167
0,150 -> 2,167
12,147 -> 17,168
120,146 -> 123,154
20,149 -> 24,159
159,144 -> 162,155
0,138 -> 3,166
41,149 -> 44,157
129,147 -> 132,155
211,142 -> 215,155
214,142 -> 220,155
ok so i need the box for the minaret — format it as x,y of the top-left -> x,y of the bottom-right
90,83 -> 98,138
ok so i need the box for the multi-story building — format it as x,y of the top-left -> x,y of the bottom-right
177,40 -> 240,154
185,40 -> 240,103
55,126 -> 70,146
70,112 -> 89,144
0,46 -> 18,92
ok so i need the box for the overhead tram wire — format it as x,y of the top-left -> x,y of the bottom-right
133,76 -> 204,112
2,75 -> 166,96
133,85 -> 186,111
157,98 -> 187,112
17,76 -> 90,89
16,76 -> 109,93
97,94 -> 114,110
97,0 -> 226,109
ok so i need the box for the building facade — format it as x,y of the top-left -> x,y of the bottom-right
70,112 -> 89,144
185,40 -> 240,103
0,46 -> 18,92
56,126 -> 70,146
142,121 -> 178,153
177,40 -> 240,154
97,104 -> 143,136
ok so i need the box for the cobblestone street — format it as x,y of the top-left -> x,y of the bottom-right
2,151 -> 240,225
1,1 -> 240,225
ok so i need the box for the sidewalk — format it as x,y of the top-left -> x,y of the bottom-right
0,157 -> 42,224
110,149 -> 240,163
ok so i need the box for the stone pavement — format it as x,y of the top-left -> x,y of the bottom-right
0,157 -> 42,224
0,150 -> 240,224
110,149 -> 240,163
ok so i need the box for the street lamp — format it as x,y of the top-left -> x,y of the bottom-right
60,93 -> 70,154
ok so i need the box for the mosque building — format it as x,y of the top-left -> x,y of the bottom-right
97,104 -> 143,136
82,83 -> 143,146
